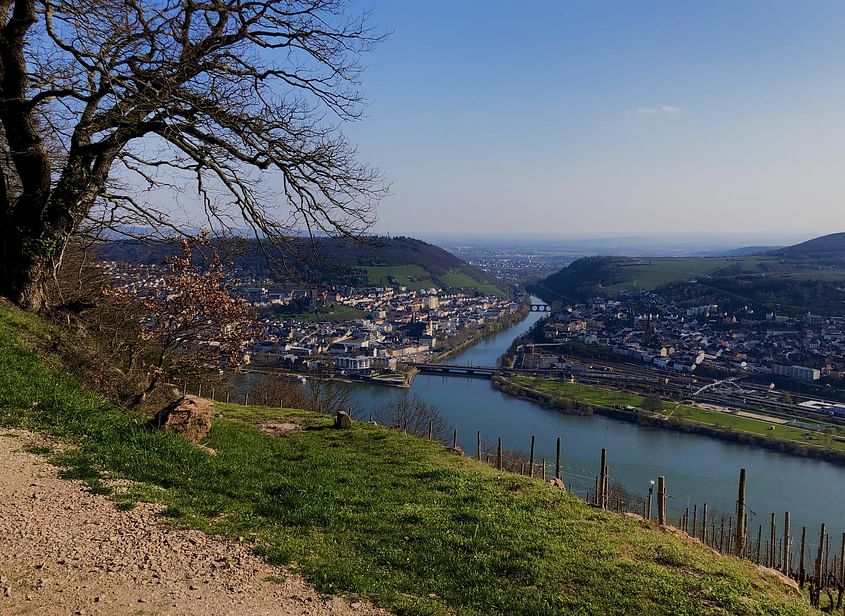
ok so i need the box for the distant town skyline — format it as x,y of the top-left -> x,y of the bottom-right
341,1 -> 845,236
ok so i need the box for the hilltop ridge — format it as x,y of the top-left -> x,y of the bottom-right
98,236 -> 505,295
532,231 -> 845,314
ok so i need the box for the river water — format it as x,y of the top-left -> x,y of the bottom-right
350,300 -> 844,547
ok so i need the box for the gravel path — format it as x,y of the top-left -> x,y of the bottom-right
0,429 -> 388,616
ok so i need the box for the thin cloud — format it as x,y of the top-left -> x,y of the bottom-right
627,105 -> 682,115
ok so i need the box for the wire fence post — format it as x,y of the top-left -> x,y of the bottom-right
497,437 -> 502,471
598,448 -> 608,510
799,526 -> 806,588
555,436 -> 561,480
656,475 -> 666,525
529,435 -> 535,478
782,512 -> 791,575
736,468 -> 746,557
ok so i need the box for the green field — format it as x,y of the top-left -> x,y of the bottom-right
0,301 -> 815,616
599,256 -> 775,294
364,264 -> 506,296
509,376 -> 845,454
439,269 -> 507,297
263,304 -> 368,322
363,264 -> 436,289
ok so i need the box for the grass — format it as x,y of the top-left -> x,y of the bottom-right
0,301 -> 815,615
437,270 -> 507,297
509,376 -> 845,454
262,304 -> 369,322
364,265 -> 507,296
600,256 -> 777,294
364,265 -> 437,290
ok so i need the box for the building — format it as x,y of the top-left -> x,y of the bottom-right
772,364 -> 821,382
334,355 -> 372,372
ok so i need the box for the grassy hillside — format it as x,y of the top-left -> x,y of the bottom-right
534,233 -> 845,313
363,264 -> 506,295
770,232 -> 845,265
0,301 -> 813,615
98,236 -> 507,296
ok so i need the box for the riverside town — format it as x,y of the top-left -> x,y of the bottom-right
4,1 -> 845,615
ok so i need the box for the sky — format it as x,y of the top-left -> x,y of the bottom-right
337,0 -> 845,237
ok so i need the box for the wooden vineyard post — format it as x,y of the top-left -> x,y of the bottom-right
542,458 -> 546,481
736,469 -> 746,557
453,428 -> 457,449
782,512 -> 791,575
769,513 -> 777,568
225,392 -> 230,403
646,482 -> 654,521
701,503 -> 707,542
555,436 -> 561,480
599,448 -> 608,510
476,431 -> 481,461
815,524 -> 826,585
756,525 -> 762,565
529,435 -> 535,478
497,437 -> 503,471
428,421 -> 433,441
839,533 -> 845,586
799,526 -> 807,588
656,476 -> 666,525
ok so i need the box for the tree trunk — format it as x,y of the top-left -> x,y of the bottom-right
0,227 -> 50,311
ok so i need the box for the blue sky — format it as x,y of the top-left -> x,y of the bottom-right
340,1 -> 845,236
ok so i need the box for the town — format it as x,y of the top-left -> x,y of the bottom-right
101,259 -> 525,386
532,289 -> 845,386
248,284 -> 524,385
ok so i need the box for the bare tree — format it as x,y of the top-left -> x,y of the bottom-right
375,394 -> 449,440
0,0 -> 385,311
248,373 -> 306,409
304,375 -> 357,416
103,231 -> 256,405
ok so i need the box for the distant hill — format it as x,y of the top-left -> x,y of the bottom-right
97,236 -> 507,296
725,245 -> 781,256
531,232 -> 845,315
768,232 -> 845,265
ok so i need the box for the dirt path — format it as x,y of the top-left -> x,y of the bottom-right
0,429 -> 388,616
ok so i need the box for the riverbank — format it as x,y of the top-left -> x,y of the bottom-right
431,300 -> 531,363
493,375 -> 845,466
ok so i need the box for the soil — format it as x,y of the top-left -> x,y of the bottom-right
0,429 -> 389,615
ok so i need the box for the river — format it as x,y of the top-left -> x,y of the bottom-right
351,298 -> 845,549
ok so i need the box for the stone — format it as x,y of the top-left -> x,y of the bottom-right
446,446 -> 464,456
333,411 -> 352,429
550,477 -> 565,490
148,396 -> 213,443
